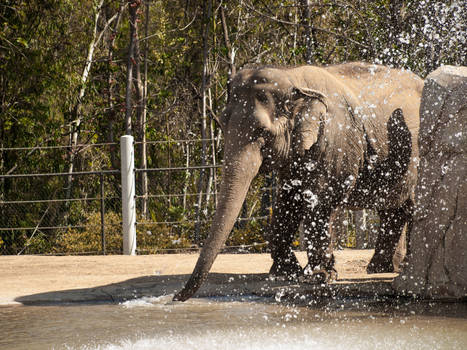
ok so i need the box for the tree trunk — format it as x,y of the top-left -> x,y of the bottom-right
0,111 -> 4,215
220,5 -> 236,77
106,3 -> 123,171
299,0 -> 313,64
125,0 -> 141,135
204,88 -> 216,209
182,142 -> 190,212
329,207 -> 347,249
166,115 -> 171,206
209,118 -> 218,207
137,0 -> 149,219
66,0 -> 105,201
354,210 -> 367,249
194,0 -> 212,242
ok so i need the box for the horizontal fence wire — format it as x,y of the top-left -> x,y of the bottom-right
0,197 -> 119,205
135,164 -> 222,173
20,242 -> 269,256
0,161 -> 271,235
137,242 -> 269,254
0,170 -> 120,179
135,193 -> 217,199
136,138 -> 222,145
1,141 -> 376,255
0,165 -> 221,179
135,186 -> 275,199
136,216 -> 269,226
0,142 -> 118,151
0,216 -> 268,231
0,138 -> 221,152
0,225 -> 87,231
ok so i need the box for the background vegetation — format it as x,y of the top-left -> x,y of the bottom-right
1,0 -> 465,254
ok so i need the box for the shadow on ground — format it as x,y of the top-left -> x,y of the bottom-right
15,272 -> 396,305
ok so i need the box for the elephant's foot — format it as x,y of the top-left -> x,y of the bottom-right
366,256 -> 394,274
301,264 -> 337,284
269,255 -> 302,280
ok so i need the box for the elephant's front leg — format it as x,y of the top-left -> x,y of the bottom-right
302,200 -> 336,283
267,181 -> 303,279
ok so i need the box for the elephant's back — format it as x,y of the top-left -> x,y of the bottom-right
324,63 -> 423,209
327,62 -> 421,94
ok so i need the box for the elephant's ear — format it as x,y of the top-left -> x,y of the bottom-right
292,87 -> 328,111
290,87 -> 328,156
319,93 -> 366,179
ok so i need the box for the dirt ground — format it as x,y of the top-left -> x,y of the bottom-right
0,249 -> 398,305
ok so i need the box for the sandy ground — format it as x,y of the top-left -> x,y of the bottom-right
0,249 -> 398,306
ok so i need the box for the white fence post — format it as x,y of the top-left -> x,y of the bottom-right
121,135 -> 136,255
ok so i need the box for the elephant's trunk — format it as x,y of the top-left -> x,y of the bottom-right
173,142 -> 262,301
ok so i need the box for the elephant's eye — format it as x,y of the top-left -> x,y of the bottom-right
256,91 -> 269,104
252,126 -> 265,139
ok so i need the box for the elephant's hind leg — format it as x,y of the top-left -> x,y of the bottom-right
367,200 -> 413,273
267,181 -> 303,279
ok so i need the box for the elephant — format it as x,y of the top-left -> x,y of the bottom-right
174,62 -> 423,301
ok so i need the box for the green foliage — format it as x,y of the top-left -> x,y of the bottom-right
227,219 -> 267,253
18,231 -> 55,255
54,212 -> 192,254
1,0 -> 465,254
136,219 -> 192,254
344,224 -> 357,248
55,212 -> 123,254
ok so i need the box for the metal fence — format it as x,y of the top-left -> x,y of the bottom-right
0,146 -> 122,255
0,139 -> 275,255
0,169 -> 120,253
0,139 -> 377,255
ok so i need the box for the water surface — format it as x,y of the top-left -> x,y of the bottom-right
1,295 -> 466,350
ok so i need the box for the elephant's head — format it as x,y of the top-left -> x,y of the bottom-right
173,68 -> 328,301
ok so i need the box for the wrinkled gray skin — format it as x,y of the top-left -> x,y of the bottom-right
174,62 -> 423,301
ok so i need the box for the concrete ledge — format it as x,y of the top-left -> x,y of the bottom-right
1,250 -> 398,305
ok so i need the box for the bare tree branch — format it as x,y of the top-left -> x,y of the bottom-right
244,2 -> 370,49
220,5 -> 236,76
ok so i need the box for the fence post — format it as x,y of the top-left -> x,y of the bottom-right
100,172 -> 106,255
121,135 -> 136,255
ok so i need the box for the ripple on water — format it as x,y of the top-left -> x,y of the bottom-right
119,295 -> 175,308
0,296 -> 466,350
80,321 -> 467,350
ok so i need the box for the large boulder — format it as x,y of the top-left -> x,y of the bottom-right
393,66 -> 467,299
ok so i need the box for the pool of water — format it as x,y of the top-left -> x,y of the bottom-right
1,295 -> 467,350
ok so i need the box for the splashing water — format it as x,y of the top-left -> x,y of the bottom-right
1,295 -> 466,350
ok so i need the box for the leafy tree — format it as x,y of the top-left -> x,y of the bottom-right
1,0 -> 465,254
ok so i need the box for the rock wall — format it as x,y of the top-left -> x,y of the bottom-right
394,66 -> 467,299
